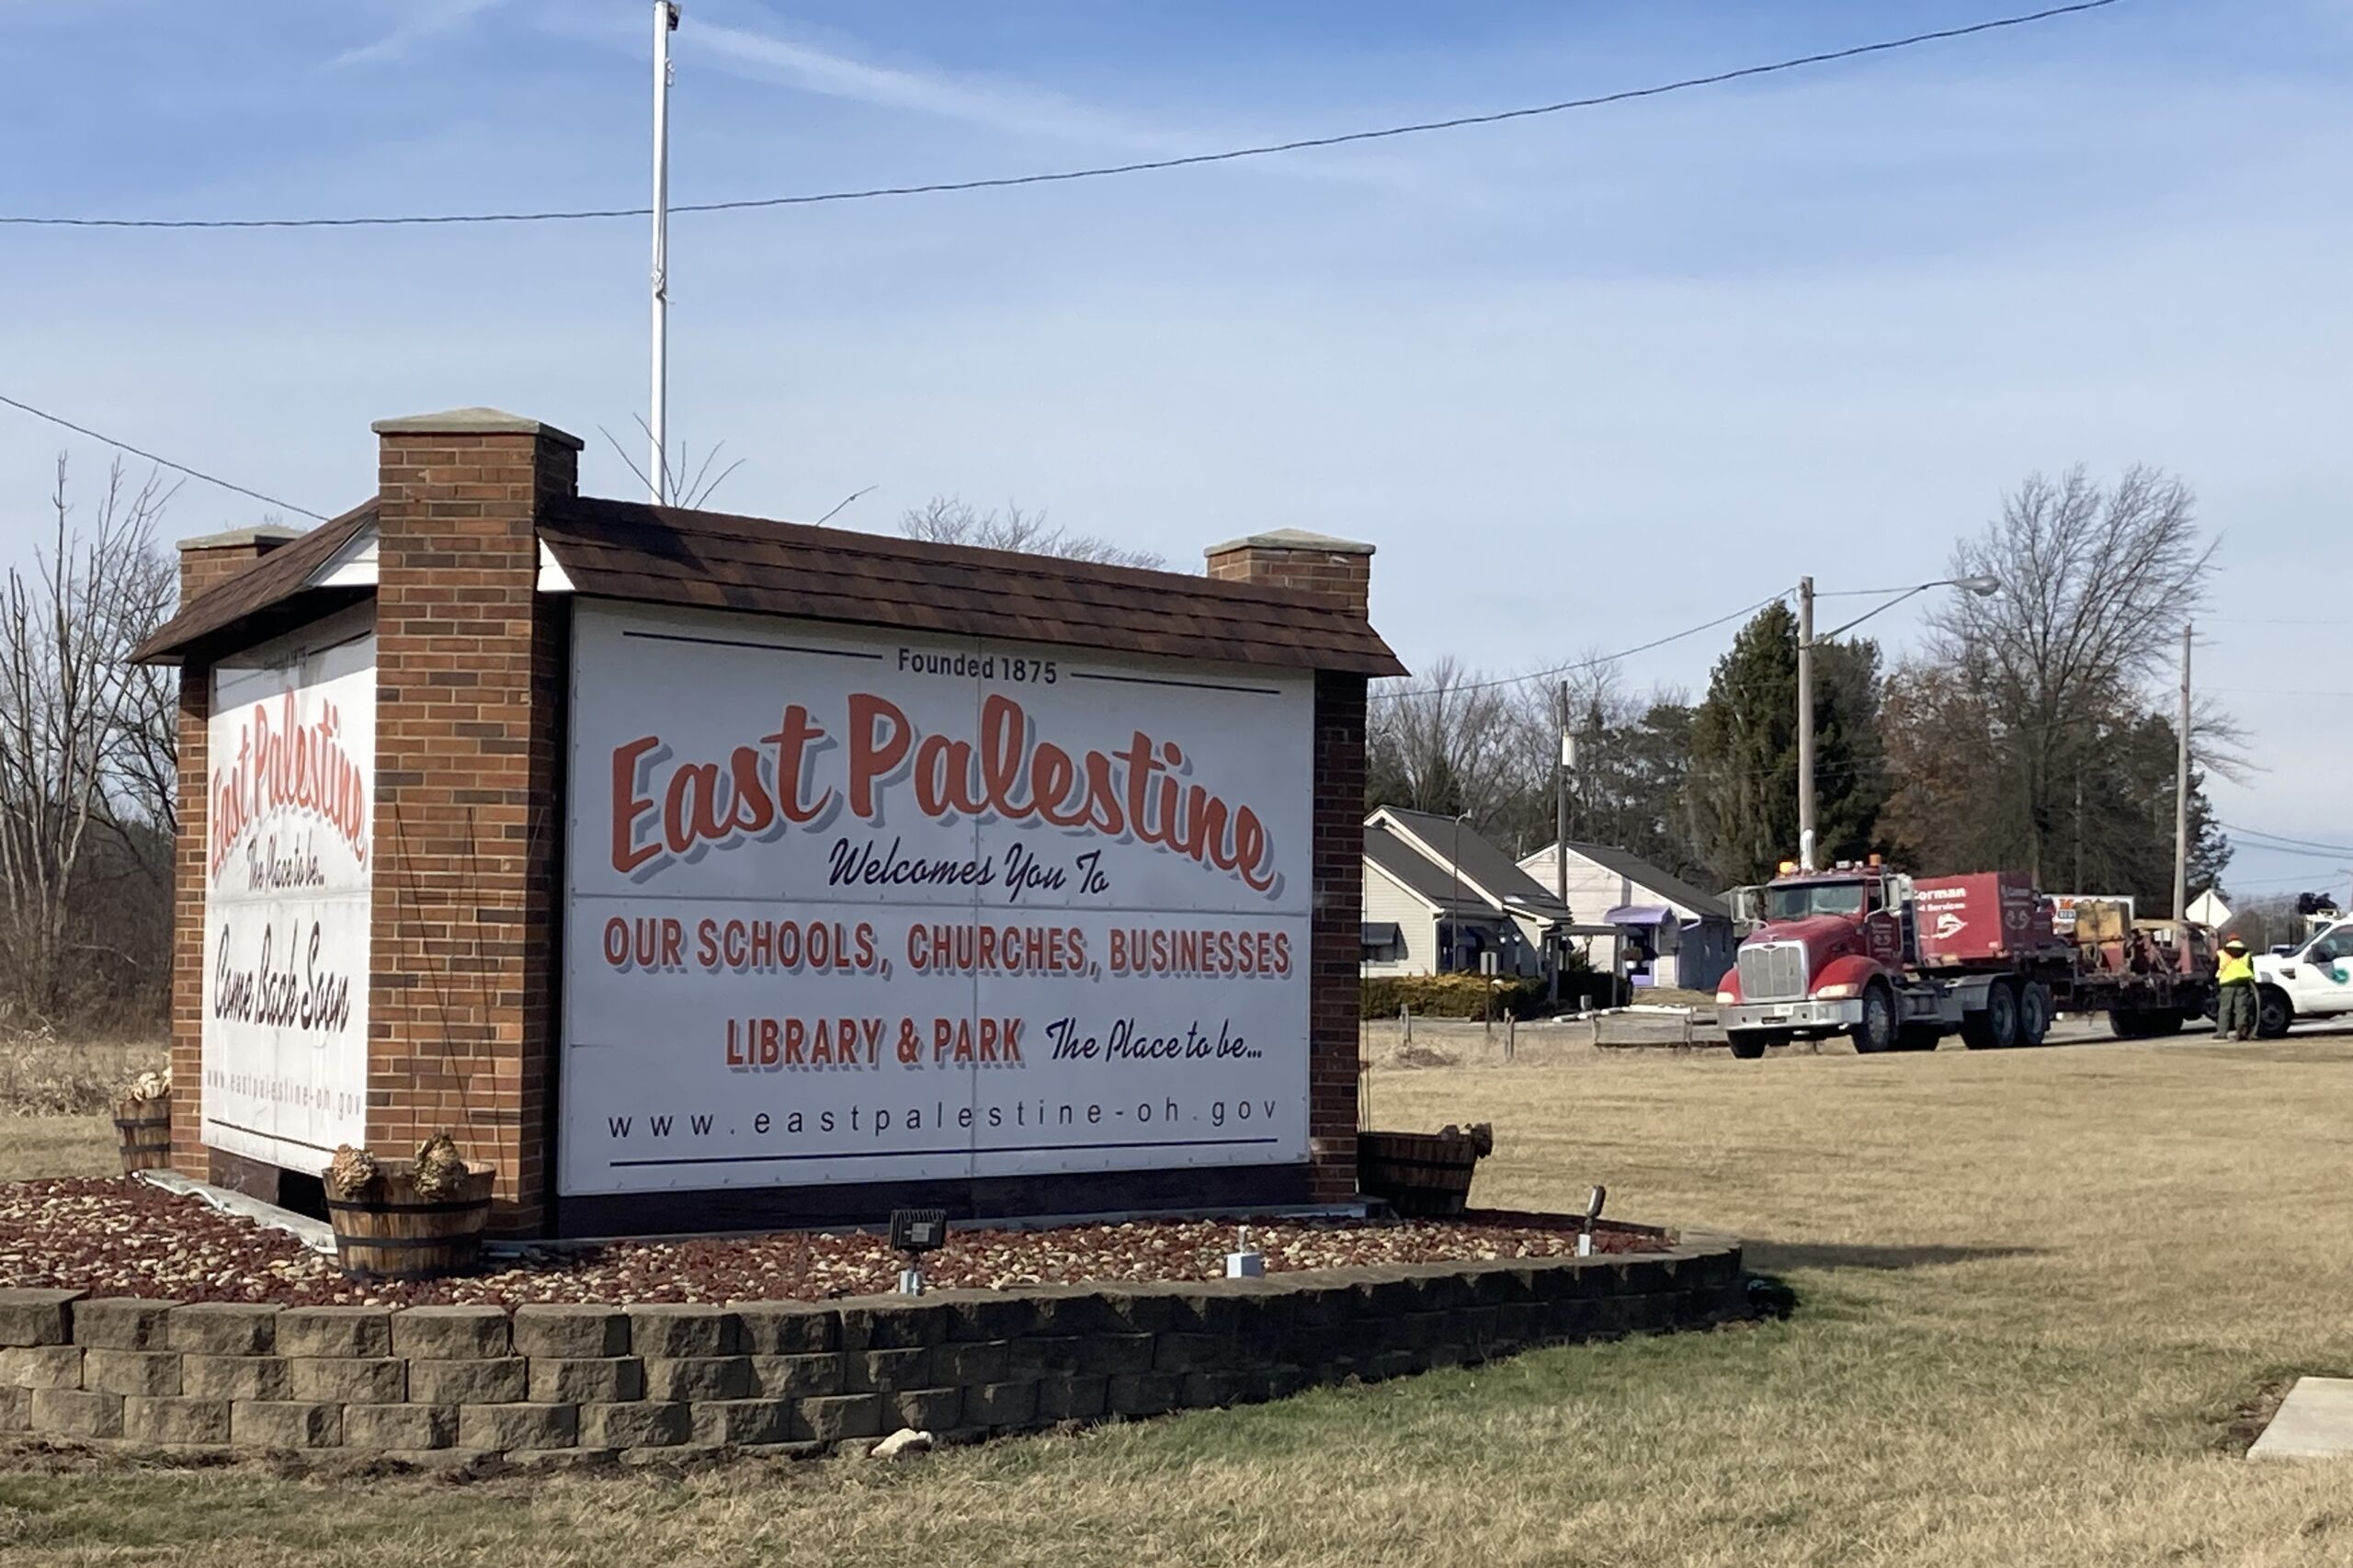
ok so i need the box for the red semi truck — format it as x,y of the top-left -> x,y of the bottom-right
1715,860 -> 2216,1060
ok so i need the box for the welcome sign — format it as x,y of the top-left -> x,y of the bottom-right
558,601 -> 1315,1197
201,609 -> 375,1171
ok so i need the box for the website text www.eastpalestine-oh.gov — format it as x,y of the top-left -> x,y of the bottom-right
597,1090 -> 1288,1150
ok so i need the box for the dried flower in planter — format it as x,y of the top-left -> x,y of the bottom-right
412,1133 -> 467,1199
112,1069 -> 175,1174
1438,1122 -> 1496,1158
324,1143 -> 381,1199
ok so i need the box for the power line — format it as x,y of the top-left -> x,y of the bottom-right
1382,589 -> 1798,700
2219,822 -> 2353,858
0,391 -> 329,521
2202,618 -> 2353,628
2220,871 -> 2352,892
2224,843 -> 2353,863
0,2 -> 2123,233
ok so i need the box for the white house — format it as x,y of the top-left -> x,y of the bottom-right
1516,840 -> 1736,992
1361,807 -> 1576,979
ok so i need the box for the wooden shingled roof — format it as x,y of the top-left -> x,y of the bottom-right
538,495 -> 1404,676
132,502 -> 376,665
135,493 -> 1404,676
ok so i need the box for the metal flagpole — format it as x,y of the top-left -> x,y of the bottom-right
650,3 -> 679,505
2173,621 -> 2192,923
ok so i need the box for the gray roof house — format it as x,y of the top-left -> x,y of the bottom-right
1361,807 -> 1576,979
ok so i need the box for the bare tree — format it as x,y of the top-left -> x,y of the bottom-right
1366,657 -> 1529,827
1909,463 -> 2233,883
0,456 -> 178,1023
900,497 -> 1166,570
108,528 -> 181,853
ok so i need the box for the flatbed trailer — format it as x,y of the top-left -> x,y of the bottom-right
1717,866 -> 2215,1057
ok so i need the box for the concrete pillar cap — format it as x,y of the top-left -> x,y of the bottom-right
176,525 -> 305,553
1203,528 -> 1375,559
370,407 -> 585,451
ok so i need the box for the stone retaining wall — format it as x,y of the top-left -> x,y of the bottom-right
2,1231 -> 1742,1461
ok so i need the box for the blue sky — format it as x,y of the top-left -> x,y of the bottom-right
4,0 -> 2347,902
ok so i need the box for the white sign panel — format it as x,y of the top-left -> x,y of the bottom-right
201,610 -> 374,1171
559,602 -> 1314,1196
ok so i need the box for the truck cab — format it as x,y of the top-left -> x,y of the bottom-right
2252,919 -> 2353,1037
1715,861 -> 1915,1058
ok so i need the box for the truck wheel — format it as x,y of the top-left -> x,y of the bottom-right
1727,1033 -> 1768,1060
2018,982 -> 2053,1047
2256,987 -> 2293,1040
1966,980 -> 2021,1050
1855,983 -> 1898,1054
2109,1008 -> 2149,1040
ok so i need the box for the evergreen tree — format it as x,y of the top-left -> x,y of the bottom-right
1685,603 -> 1886,887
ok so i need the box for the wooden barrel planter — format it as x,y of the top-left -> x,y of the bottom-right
112,1099 -> 173,1175
1358,1123 -> 1495,1218
324,1164 -> 496,1280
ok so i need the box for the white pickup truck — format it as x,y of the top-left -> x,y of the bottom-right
2253,919 -> 2353,1037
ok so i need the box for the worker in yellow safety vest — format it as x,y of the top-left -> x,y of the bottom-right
2215,935 -> 2256,1040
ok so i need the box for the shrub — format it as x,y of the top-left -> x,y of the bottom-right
1361,973 -> 1552,1020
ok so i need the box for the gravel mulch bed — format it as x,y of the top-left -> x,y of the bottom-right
3,1177 -> 1663,1308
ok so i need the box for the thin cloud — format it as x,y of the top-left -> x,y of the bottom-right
688,20 -> 1169,150
683,17 -> 1446,198
329,0 -> 505,71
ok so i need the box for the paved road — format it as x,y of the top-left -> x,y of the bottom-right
2043,1014 -> 2353,1047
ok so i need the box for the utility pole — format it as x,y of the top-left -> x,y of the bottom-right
1554,680 -> 1571,906
1552,681 -> 1571,1008
649,2 -> 679,505
2075,773 -> 2084,892
1796,575 -> 1816,870
2172,621 -> 2192,923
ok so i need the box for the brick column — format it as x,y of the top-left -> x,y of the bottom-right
1203,529 -> 1373,615
368,409 -> 578,1235
1307,671 -> 1370,1201
1204,530 -> 1378,1203
166,528 -> 302,1176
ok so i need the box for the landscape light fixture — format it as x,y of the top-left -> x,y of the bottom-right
889,1207 -> 948,1296
1226,1224 -> 1265,1279
1576,1184 -> 1608,1257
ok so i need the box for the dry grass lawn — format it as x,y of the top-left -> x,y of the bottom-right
7,1032 -> 2353,1565
0,1035 -> 162,1182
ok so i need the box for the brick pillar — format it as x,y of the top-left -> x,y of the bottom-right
1306,671 -> 1370,1201
1204,529 -> 1374,616
1203,530 -> 1378,1203
368,408 -> 578,1235
166,527 -> 302,1177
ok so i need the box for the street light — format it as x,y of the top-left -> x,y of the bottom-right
1795,574 -> 2001,870
1448,811 -> 1471,974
